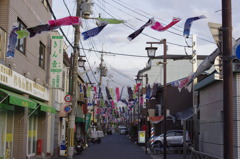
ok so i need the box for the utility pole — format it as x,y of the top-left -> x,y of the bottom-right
222,0 -> 233,159
98,52 -> 104,129
68,0 -> 82,158
192,34 -> 198,151
162,39 -> 167,159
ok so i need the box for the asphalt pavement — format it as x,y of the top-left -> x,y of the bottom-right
56,133 -> 189,159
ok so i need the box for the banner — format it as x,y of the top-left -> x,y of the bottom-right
85,113 -> 92,132
50,36 -> 63,88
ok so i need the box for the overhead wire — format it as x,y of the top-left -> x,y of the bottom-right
46,0 -> 94,84
116,0 -> 215,44
94,1 -> 188,48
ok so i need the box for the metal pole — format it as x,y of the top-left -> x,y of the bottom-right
145,74 -> 149,153
68,0 -> 82,158
162,39 -> 167,159
222,0 -> 233,159
138,88 -> 140,131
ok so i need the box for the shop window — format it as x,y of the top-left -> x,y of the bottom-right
39,42 -> 45,69
0,110 -> 14,159
16,18 -> 27,54
28,114 -> 38,155
0,27 -> 7,61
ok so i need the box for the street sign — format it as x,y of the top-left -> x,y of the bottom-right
208,22 -> 222,46
64,95 -> 72,102
63,105 -> 72,113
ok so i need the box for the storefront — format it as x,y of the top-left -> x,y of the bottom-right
0,63 -> 55,159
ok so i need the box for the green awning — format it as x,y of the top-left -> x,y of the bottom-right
0,103 -> 14,111
31,99 -> 57,114
0,88 -> 37,109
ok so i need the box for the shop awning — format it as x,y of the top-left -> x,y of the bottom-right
0,103 -> 14,110
172,107 -> 193,121
0,88 -> 37,109
31,99 -> 57,114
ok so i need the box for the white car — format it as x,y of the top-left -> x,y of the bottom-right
153,130 -> 191,147
119,126 -> 128,135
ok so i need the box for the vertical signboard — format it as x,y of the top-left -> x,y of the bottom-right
50,36 -> 63,88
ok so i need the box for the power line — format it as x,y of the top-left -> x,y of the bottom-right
115,0 -> 215,44
94,2 -> 188,47
46,0 -> 93,85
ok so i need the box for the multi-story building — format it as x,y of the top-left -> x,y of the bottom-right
195,41 -> 240,158
0,0 -> 58,159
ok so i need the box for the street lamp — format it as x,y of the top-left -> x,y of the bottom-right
146,39 -> 167,159
135,77 -> 142,132
78,56 -> 86,67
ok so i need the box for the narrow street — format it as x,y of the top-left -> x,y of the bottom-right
59,134 -> 152,159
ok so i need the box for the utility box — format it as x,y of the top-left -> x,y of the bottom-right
81,1 -> 93,19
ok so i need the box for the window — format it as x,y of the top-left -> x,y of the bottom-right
16,18 -> 27,54
0,27 -> 7,60
39,42 -> 45,69
28,114 -> 38,155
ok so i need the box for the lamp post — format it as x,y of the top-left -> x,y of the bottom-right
146,39 -> 167,159
135,78 -> 142,132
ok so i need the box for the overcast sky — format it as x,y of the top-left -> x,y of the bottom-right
52,0 -> 240,96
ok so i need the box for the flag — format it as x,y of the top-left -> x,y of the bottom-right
80,84 -> 83,93
106,87 -> 112,100
110,88 -> 115,100
82,24 -> 107,40
121,99 -> 128,106
189,48 -> 220,85
149,116 -> 164,124
140,96 -> 144,105
98,87 -> 102,99
127,18 -> 154,41
178,73 -> 194,92
151,17 -> 181,31
135,83 -> 142,93
6,25 -> 18,58
83,85 -> 87,98
26,24 -> 59,38
87,85 -> 92,98
183,15 -> 206,38
127,86 -> 134,101
145,84 -> 151,100
151,83 -> 158,99
98,18 -> 125,24
48,16 -> 81,27
16,30 -> 30,39
116,87 -> 120,101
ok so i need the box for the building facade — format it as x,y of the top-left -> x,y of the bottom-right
0,0 -> 57,159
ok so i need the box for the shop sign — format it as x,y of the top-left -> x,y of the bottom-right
0,63 -> 49,100
138,131 -> 146,143
50,36 -> 63,88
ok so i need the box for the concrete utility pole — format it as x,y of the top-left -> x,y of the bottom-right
222,0 -> 233,159
98,52 -> 104,128
162,39 -> 167,159
192,34 -> 198,151
68,0 -> 82,158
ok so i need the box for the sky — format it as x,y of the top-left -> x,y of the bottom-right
52,0 -> 240,97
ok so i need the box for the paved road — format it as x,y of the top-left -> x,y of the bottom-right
58,134 -> 152,159
56,134 -> 189,159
